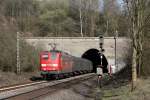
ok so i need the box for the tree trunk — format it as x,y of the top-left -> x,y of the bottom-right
131,0 -> 138,89
90,16 -> 94,37
131,46 -> 137,91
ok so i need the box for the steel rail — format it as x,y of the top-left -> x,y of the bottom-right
0,81 -> 47,92
0,73 -> 95,100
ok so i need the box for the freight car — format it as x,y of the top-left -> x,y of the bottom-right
40,50 -> 92,79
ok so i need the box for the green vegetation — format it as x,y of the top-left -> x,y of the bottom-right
0,0 -> 131,37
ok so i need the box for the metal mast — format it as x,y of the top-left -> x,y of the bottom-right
17,32 -> 20,74
114,30 -> 118,71
79,0 -> 83,37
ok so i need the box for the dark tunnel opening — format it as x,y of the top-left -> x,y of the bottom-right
82,48 -> 108,73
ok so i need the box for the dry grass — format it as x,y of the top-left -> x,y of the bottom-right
0,71 -> 40,87
102,78 -> 150,100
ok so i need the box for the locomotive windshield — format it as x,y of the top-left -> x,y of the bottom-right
50,52 -> 57,60
42,54 -> 49,59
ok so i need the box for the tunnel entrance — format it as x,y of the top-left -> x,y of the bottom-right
82,48 -> 108,73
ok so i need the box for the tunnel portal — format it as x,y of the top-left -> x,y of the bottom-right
82,48 -> 108,73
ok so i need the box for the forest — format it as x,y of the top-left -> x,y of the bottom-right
0,0 -> 149,80
0,0 -> 134,37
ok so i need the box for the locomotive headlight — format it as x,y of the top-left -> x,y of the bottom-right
49,64 -> 58,67
52,64 -> 58,67
41,64 -> 46,67
43,68 -> 46,70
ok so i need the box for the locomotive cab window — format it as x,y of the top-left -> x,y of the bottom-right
42,54 -> 49,59
51,52 -> 57,60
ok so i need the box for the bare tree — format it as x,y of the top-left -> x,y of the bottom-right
103,0 -> 121,36
123,0 -> 150,90
69,0 -> 99,37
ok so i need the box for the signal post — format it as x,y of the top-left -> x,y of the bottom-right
96,35 -> 104,88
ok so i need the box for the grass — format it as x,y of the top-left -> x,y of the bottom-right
101,78 -> 150,100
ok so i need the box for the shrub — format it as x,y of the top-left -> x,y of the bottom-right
0,15 -> 40,73
20,40 -> 40,72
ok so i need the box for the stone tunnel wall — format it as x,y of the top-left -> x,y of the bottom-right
24,37 -> 131,71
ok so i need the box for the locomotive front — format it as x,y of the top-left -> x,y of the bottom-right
40,51 -> 61,78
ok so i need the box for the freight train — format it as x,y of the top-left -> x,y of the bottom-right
40,50 -> 93,79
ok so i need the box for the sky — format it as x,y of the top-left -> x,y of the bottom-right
118,0 -> 124,4
99,0 -> 124,11
117,0 -> 124,8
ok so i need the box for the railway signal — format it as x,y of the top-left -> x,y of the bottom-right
99,35 -> 104,53
98,35 -> 105,69
96,35 -> 105,88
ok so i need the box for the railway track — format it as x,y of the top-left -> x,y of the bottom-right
0,81 -> 47,92
0,73 -> 95,100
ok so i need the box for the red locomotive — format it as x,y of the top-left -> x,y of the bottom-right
40,50 -> 92,79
